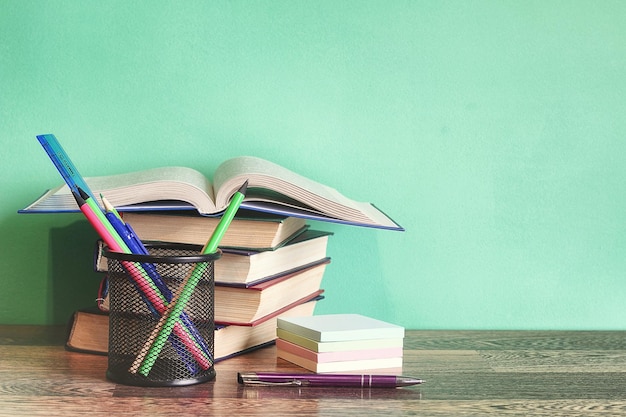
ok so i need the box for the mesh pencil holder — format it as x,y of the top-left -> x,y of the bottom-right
103,243 -> 221,387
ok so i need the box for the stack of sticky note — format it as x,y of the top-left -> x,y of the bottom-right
275,314 -> 405,373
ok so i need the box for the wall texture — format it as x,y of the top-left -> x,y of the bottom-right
1,1 -> 624,329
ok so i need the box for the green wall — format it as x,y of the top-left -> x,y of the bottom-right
1,1 -> 624,329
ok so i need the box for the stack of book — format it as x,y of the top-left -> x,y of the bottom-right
67,211 -> 333,361
275,314 -> 405,373
25,150 -> 403,363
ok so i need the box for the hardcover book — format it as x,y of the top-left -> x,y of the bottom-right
214,261 -> 329,325
21,155 -> 403,230
94,229 -> 332,286
98,261 -> 329,325
118,210 -> 308,251
66,295 -> 323,361
213,229 -> 331,286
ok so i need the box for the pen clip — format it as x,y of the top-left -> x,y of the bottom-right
243,379 -> 304,387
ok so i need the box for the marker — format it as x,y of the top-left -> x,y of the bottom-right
237,372 -> 425,388
131,180 -> 248,376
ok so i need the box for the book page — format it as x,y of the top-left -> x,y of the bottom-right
213,156 -> 398,227
22,156 -> 402,229
28,167 -> 217,213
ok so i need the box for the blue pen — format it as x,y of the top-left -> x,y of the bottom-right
122,223 -> 170,294
101,195 -> 167,292
106,214 -> 169,296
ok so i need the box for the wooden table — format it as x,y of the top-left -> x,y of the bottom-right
1,326 -> 625,416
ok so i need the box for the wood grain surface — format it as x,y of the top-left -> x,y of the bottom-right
1,326 -> 625,416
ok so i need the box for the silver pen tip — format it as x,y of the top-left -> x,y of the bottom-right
397,377 -> 425,387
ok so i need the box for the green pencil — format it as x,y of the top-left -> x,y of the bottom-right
131,180 -> 248,376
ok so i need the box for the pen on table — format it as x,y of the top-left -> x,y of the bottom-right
73,189 -> 213,371
131,180 -> 248,376
101,194 -> 213,364
237,372 -> 425,388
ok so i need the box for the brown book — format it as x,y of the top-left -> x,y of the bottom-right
120,211 -> 308,251
213,261 -> 329,325
97,260 -> 329,325
212,229 -> 331,286
94,229 -> 332,287
65,296 -> 323,361
65,309 -> 109,355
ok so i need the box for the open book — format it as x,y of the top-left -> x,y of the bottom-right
21,156 -> 403,230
